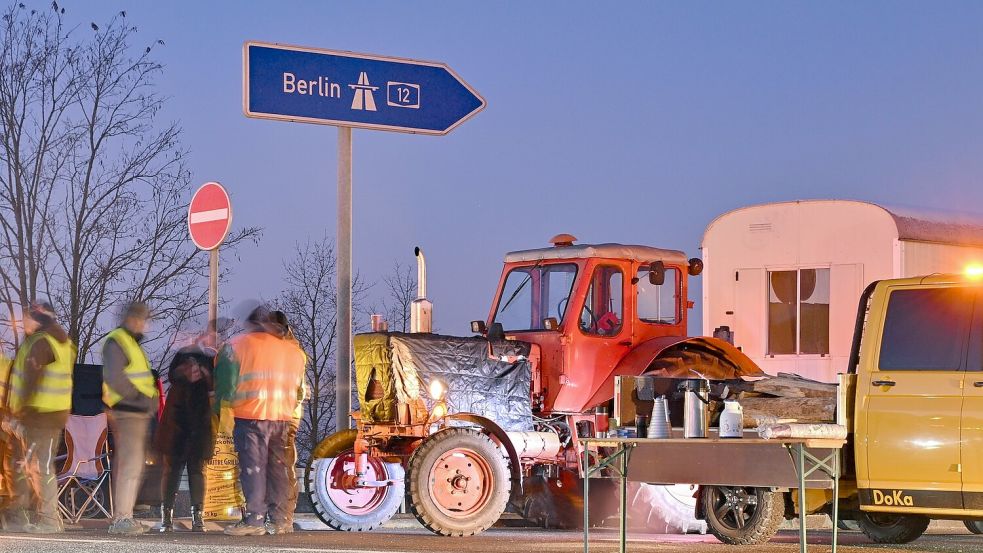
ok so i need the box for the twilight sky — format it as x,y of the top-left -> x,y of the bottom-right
74,1 -> 983,335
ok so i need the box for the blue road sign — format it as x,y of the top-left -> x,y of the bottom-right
243,42 -> 486,135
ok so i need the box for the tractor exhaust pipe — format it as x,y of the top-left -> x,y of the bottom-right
411,247 -> 433,333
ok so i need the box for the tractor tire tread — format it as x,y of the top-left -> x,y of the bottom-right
407,428 -> 511,537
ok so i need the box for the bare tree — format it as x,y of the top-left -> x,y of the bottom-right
0,4 -> 258,362
0,4 -> 78,350
380,261 -> 416,333
275,237 -> 367,458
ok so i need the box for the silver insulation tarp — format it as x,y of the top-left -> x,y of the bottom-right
387,332 -> 534,432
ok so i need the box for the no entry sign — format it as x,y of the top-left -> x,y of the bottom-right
188,182 -> 232,251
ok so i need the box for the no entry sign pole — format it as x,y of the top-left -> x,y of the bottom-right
243,41 -> 485,432
188,182 -> 233,349
209,248 -> 219,345
336,126 -> 353,430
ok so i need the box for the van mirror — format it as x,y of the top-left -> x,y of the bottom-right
470,320 -> 487,334
648,261 -> 666,286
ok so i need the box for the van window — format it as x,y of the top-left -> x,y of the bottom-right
879,287 -> 976,371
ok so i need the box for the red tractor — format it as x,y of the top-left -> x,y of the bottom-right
305,235 -> 763,536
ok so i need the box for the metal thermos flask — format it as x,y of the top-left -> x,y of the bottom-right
680,379 -> 710,438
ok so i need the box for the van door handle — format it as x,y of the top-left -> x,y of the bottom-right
872,380 -> 896,387
974,381 -> 983,388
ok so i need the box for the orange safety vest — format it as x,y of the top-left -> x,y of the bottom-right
230,332 -> 305,421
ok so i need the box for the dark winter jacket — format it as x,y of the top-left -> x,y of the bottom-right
154,345 -> 216,460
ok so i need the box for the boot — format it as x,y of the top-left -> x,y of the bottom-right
158,505 -> 173,533
191,505 -> 206,532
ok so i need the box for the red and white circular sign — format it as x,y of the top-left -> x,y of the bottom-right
188,182 -> 232,250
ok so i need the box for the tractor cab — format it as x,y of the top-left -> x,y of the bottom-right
477,234 -> 704,415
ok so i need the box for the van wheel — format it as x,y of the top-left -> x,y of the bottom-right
702,486 -> 784,545
407,428 -> 511,536
965,520 -> 983,534
856,512 -> 929,544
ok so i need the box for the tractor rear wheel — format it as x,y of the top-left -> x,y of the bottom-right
407,428 -> 511,536
628,483 -> 707,534
305,429 -> 404,531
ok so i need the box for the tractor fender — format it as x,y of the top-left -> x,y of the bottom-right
583,336 -> 765,409
622,336 -> 764,378
445,413 -> 524,494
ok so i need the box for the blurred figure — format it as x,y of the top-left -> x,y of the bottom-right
215,305 -> 305,536
0,349 -> 10,408
2,302 -> 76,534
155,334 -> 215,533
266,311 -> 308,535
103,301 -> 158,536
0,349 -> 10,513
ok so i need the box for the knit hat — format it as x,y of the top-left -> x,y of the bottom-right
28,301 -> 56,325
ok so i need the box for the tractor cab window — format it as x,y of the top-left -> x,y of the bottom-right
581,266 -> 623,336
637,266 -> 679,324
493,263 -> 578,332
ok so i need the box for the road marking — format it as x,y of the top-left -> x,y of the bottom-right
0,536 -> 119,544
189,208 -> 229,224
274,549 -> 433,553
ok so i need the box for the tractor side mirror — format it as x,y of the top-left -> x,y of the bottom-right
471,320 -> 487,334
688,257 -> 704,276
648,261 -> 666,286
543,317 -> 559,331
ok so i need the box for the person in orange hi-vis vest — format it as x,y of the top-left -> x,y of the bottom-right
214,305 -> 305,536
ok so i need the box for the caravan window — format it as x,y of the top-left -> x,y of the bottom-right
768,268 -> 830,355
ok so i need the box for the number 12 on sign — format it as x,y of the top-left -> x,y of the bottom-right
387,82 -> 420,109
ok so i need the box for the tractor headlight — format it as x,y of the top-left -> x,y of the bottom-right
429,379 -> 446,401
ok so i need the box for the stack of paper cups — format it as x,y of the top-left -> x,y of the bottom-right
648,396 -> 671,439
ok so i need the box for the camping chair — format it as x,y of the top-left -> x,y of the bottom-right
57,413 -> 112,523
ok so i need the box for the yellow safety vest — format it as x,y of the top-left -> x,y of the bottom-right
9,332 -> 75,413
102,328 -> 157,407
0,353 -> 11,409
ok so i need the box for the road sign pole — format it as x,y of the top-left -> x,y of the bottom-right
337,126 -> 353,431
209,247 -> 219,348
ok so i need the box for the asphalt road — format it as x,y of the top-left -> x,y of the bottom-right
0,525 -> 981,553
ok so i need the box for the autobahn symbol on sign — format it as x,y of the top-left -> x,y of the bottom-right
243,41 -> 486,135
188,182 -> 232,251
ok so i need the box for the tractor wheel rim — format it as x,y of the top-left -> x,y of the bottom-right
710,486 -> 758,531
324,450 -> 389,516
428,447 -> 494,518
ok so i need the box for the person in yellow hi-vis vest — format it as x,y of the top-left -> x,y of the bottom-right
102,301 -> 158,536
1,302 -> 75,534
0,351 -> 10,409
0,348 -> 14,516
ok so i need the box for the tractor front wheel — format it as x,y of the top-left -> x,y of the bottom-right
305,429 -> 404,531
407,428 -> 511,536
